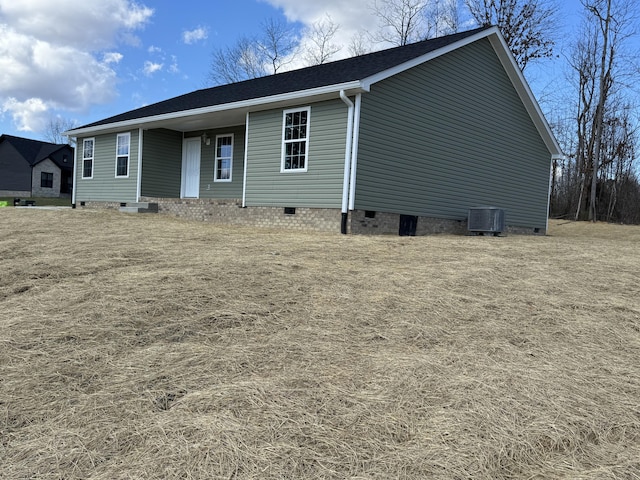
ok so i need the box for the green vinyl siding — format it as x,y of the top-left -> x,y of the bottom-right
356,38 -> 551,229
75,130 -> 139,202
197,125 -> 245,199
141,129 -> 182,198
245,99 -> 347,208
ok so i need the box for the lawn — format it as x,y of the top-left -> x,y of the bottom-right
0,196 -> 72,207
1,209 -> 639,479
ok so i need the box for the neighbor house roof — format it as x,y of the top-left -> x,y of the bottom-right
64,26 -> 562,156
0,134 -> 74,170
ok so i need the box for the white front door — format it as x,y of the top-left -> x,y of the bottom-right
181,137 -> 201,198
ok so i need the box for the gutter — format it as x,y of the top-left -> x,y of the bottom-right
348,94 -> 362,211
339,90 -> 355,234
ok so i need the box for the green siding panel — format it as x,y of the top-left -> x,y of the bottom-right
356,38 -> 552,228
75,130 -> 139,202
141,129 -> 182,198
197,125 -> 245,199
245,100 -> 347,208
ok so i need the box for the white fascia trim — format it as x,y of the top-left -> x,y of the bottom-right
64,80 -> 365,137
361,27 -> 501,90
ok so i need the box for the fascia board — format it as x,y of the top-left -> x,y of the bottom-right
63,80 -> 365,137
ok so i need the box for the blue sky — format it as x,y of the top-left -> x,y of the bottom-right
0,0 -> 635,142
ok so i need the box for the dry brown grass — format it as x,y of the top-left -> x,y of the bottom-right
1,209 -> 639,479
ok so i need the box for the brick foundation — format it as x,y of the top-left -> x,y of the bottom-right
78,199 -> 546,236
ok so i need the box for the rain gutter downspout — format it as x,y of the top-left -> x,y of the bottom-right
340,90 -> 354,234
242,112 -> 249,208
348,93 -> 361,211
71,137 -> 78,208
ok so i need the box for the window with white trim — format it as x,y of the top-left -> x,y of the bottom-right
82,138 -> 94,179
282,107 -> 310,172
214,134 -> 233,182
116,133 -> 130,177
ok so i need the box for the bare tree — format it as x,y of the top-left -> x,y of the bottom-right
371,0 -> 429,46
348,29 -> 372,56
464,0 -> 558,70
257,17 -> 298,75
42,117 -> 77,146
303,15 -> 341,65
425,0 -> 464,37
208,18 -> 297,85
209,36 -> 267,85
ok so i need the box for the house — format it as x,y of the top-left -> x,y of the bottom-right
64,26 -> 562,235
0,135 -> 74,199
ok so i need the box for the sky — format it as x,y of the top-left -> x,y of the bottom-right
0,0 -> 634,142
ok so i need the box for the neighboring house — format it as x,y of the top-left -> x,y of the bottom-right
0,135 -> 74,198
64,26 -> 562,235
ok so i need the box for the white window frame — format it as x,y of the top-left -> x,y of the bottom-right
82,138 -> 94,179
214,134 -> 233,182
281,106 -> 310,173
115,132 -> 130,178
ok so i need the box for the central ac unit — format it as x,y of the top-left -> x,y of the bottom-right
468,207 -> 505,235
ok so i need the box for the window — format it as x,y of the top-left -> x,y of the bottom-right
214,134 -> 233,182
282,107 -> 310,172
116,133 -> 130,177
82,138 -> 94,178
41,172 -> 53,188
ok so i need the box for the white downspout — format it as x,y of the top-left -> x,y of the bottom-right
348,93 -> 361,211
71,137 -> 78,207
340,90 -> 354,234
136,128 -> 143,202
242,112 -> 250,208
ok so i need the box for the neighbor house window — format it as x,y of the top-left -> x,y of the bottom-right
82,138 -> 94,179
214,134 -> 233,182
116,133 -> 130,177
281,107 -> 310,172
41,172 -> 53,188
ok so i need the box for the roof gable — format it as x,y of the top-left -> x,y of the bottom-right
0,134 -> 73,168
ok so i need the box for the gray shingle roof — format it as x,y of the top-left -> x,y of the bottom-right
80,27 -> 489,129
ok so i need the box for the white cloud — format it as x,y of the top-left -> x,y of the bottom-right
143,61 -> 163,76
264,0 -> 379,53
0,0 -> 153,131
1,98 -> 49,132
182,26 -> 208,44
104,52 -> 124,64
148,45 -> 162,53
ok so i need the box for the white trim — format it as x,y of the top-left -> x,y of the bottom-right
280,106 -> 311,173
115,132 -> 131,178
348,93 -> 362,211
71,138 -> 78,204
213,133 -> 234,182
81,138 -> 95,179
340,91 -> 354,214
136,128 -> 143,201
63,81 -> 364,137
242,113 -> 249,207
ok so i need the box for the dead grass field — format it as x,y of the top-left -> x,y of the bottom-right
1,209 -> 639,479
